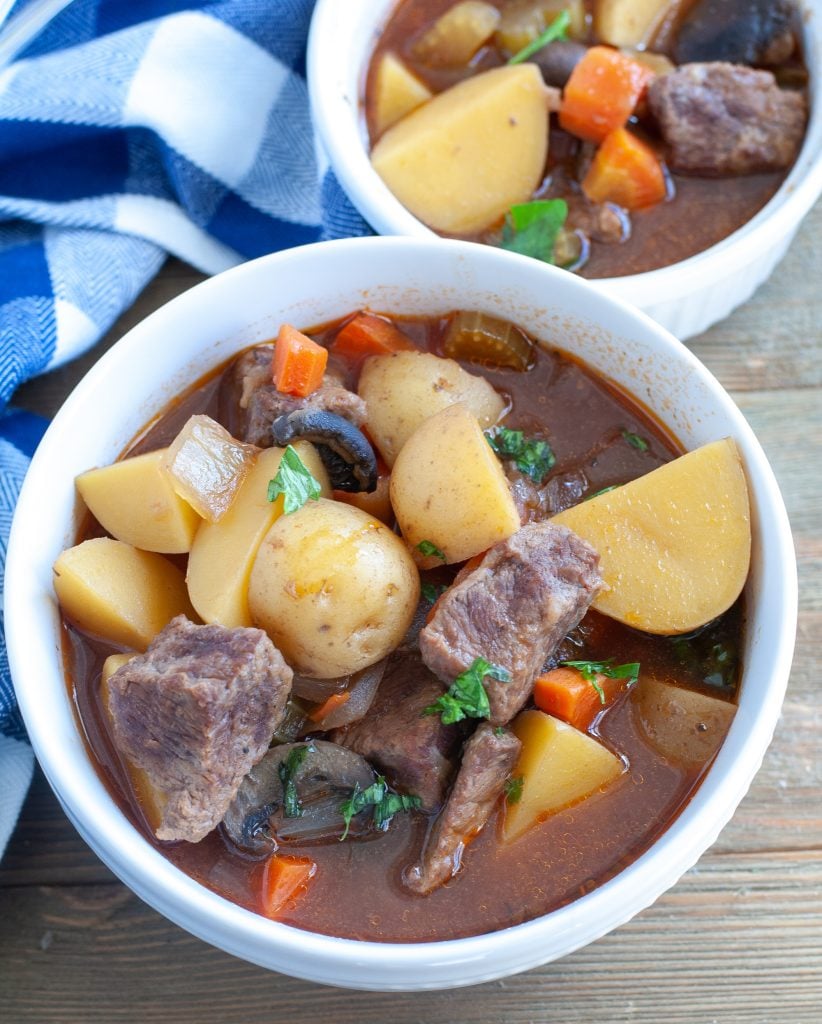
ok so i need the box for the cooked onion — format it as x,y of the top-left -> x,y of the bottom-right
312,660 -> 387,730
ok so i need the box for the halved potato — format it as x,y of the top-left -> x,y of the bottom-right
503,709 -> 625,843
631,676 -> 736,765
53,538 -> 193,650
390,402 -> 520,566
359,351 -> 505,467
495,0 -> 587,53
551,438 -> 751,634
76,449 -> 200,554
412,2 -> 501,67
371,64 -> 550,234
372,53 -> 433,137
595,0 -> 674,47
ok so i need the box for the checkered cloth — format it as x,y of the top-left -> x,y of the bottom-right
0,0 -> 369,854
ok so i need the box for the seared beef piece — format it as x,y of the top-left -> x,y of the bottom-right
404,723 -> 521,895
674,0 -> 794,67
648,63 -> 807,176
228,346 -> 367,446
106,616 -> 293,843
566,194 -> 629,247
420,522 -> 602,724
331,658 -> 460,810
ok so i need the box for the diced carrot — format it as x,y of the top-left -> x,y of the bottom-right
259,854 -> 317,918
272,324 -> 328,397
332,312 -> 417,362
532,666 -> 624,732
582,127 -> 667,210
309,690 -> 351,723
559,46 -> 654,144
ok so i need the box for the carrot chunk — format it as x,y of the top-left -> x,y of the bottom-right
272,324 -> 328,397
259,854 -> 317,918
582,127 -> 667,210
533,666 -> 624,732
332,313 -> 417,361
559,46 -> 654,144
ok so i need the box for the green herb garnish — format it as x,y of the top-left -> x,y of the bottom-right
421,582 -> 447,603
504,775 -> 524,805
423,657 -> 511,725
267,444 -> 322,514
622,430 -> 649,452
560,659 -> 641,705
486,426 -> 556,483
278,744 -> 312,818
586,484 -> 619,501
339,775 -> 421,841
417,539 -> 446,562
507,10 -> 570,65
501,198 -> 569,265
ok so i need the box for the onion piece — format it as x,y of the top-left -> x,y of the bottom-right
292,673 -> 350,702
311,660 -> 387,730
443,311 -> 535,371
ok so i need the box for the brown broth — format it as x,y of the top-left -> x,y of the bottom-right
364,0 -> 802,278
62,312 -> 741,941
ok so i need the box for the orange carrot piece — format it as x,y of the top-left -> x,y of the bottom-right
332,313 -> 417,361
309,691 -> 351,723
272,324 -> 328,397
559,46 -> 654,144
582,127 -> 667,210
259,854 -> 317,918
533,666 -> 624,732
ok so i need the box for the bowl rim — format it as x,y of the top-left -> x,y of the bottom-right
306,0 -> 822,307
4,236 -> 799,990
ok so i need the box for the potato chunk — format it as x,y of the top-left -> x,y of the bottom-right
371,64 -> 550,235
53,538 -> 193,650
373,53 -> 433,136
187,442 -> 330,628
359,351 -> 505,467
412,2 -> 501,67
390,403 -> 520,566
595,0 -> 674,47
503,710 -> 625,843
551,439 -> 751,634
632,677 -> 736,765
495,0 -> 586,54
248,499 -> 419,678
76,449 -> 200,554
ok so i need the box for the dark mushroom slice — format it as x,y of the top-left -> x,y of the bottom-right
222,740 -> 377,852
673,0 -> 795,67
270,409 -> 378,493
532,39 -> 586,88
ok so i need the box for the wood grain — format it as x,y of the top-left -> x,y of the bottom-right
2,200 -> 820,1022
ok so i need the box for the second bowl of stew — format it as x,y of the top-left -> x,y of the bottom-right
308,0 -> 822,339
6,236 -> 796,989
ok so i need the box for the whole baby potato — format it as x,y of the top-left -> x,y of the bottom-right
248,499 -> 420,678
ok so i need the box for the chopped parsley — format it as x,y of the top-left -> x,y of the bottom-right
507,10 -> 570,65
417,539 -> 446,562
622,430 -> 649,452
421,581 -> 447,603
267,445 -> 322,514
560,659 -> 641,705
486,426 -> 555,483
278,743 -> 312,818
501,198 -> 569,265
423,657 -> 511,725
504,775 -> 524,805
339,775 -> 421,841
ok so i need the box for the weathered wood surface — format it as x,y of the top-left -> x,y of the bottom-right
2,201 -> 821,1022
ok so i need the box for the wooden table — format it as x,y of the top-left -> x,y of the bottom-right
2,209 -> 821,1022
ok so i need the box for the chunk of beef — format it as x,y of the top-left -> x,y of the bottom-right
404,723 -> 521,894
106,616 -> 293,843
648,63 -> 807,176
331,658 -> 460,809
227,346 -> 367,446
566,194 -> 630,246
674,0 -> 795,67
420,522 -> 602,724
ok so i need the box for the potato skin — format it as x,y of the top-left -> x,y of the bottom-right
248,499 -> 419,678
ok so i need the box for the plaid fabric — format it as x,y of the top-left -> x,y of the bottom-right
0,0 -> 370,849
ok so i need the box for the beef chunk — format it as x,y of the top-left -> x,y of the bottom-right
404,723 -> 521,894
106,616 -> 293,843
674,0 -> 795,67
648,63 -> 807,176
227,346 -> 367,446
331,658 -> 460,809
420,522 -> 602,724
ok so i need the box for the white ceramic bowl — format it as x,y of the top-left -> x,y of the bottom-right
5,237 -> 797,990
307,0 -> 822,340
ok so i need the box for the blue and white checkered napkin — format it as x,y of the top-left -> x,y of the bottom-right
0,0 -> 370,853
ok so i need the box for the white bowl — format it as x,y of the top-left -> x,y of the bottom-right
307,0 -> 822,340
5,237 -> 797,990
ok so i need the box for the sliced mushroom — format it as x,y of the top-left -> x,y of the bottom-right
674,0 -> 795,67
270,409 -> 378,493
533,40 -> 586,88
222,740 -> 377,852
